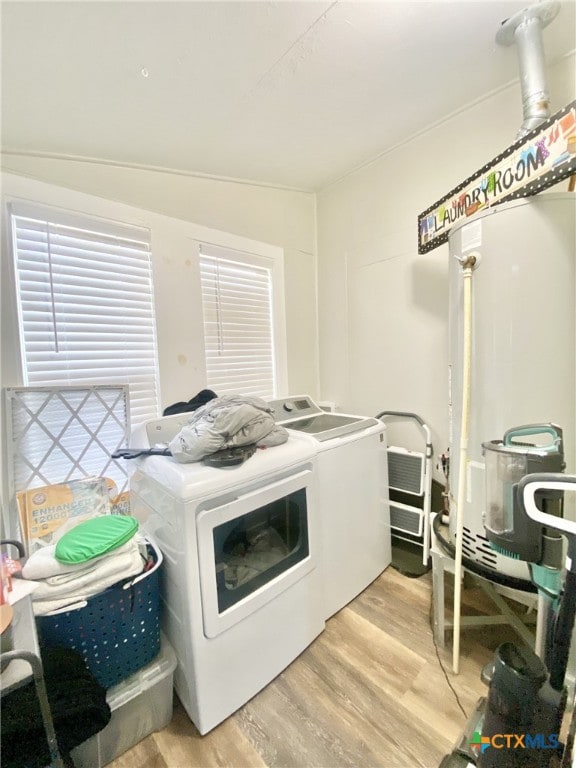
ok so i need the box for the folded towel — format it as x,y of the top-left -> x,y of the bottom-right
45,563 -> 98,587
32,548 -> 144,616
31,546 -> 144,601
22,536 -> 139,580
38,599 -> 88,616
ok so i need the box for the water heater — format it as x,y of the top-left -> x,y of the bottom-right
448,193 -> 575,579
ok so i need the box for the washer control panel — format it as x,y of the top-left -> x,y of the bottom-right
267,395 -> 324,423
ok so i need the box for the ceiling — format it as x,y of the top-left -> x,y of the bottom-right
1,1 -> 575,191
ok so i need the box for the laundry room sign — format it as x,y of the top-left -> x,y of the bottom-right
418,100 -> 576,254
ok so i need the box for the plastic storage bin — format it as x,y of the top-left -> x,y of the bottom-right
36,538 -> 162,689
70,635 -> 177,768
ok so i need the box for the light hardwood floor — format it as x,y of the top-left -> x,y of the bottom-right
108,565 -> 527,768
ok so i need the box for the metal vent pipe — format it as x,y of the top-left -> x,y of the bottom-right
496,1 -> 560,138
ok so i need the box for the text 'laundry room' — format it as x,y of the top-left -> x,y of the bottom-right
0,2 -> 575,768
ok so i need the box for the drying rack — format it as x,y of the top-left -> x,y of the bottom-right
376,411 -> 433,566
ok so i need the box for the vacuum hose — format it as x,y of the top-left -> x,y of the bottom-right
432,514 -> 537,594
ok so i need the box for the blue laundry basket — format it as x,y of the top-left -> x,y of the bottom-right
36,538 -> 163,689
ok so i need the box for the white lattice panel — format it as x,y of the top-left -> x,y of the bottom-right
5,386 -> 130,503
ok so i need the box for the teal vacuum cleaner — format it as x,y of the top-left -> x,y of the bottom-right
443,424 -> 576,768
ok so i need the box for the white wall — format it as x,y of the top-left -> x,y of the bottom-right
2,51 -> 574,461
0,158 -> 319,401
316,52 -> 576,461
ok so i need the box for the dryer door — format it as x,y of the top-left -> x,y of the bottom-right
196,468 -> 316,638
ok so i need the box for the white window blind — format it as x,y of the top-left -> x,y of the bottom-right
10,203 -> 160,425
199,244 -> 276,398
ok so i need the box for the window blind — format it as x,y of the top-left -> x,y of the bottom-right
199,245 -> 276,398
10,205 -> 160,425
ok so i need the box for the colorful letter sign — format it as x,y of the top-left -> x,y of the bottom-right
418,101 -> 576,254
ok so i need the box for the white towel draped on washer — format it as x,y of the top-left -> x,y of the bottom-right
169,394 -> 288,463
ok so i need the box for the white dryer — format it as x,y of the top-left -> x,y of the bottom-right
128,414 -> 324,735
268,395 -> 392,620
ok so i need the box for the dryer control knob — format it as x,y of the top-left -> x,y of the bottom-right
283,403 -> 294,412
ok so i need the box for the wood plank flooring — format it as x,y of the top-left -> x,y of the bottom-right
108,566 -> 527,768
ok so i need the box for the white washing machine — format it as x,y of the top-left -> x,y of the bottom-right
128,414 -> 325,735
268,395 -> 392,620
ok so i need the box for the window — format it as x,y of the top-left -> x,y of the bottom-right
199,243 -> 281,399
10,202 -> 160,426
